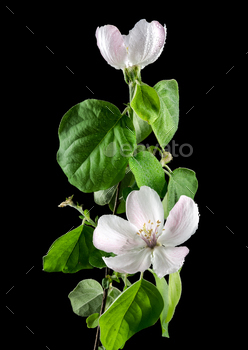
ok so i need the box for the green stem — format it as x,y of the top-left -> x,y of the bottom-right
163,168 -> 171,177
140,271 -> 144,280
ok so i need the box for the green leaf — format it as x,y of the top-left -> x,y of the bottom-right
86,313 -> 100,328
166,271 -> 182,324
130,83 -> 160,124
152,272 -> 170,338
94,184 -> 118,206
68,279 -> 103,317
43,225 -> 94,273
57,99 -> 136,193
132,111 -> 152,143
99,278 -> 164,350
43,225 -> 111,272
129,151 -> 166,197
151,80 -> 179,148
164,167 -> 198,217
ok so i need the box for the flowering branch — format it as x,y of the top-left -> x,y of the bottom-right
43,18 -> 200,350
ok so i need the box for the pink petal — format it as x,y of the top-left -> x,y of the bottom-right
103,247 -> 152,274
93,214 -> 146,255
126,186 -> 164,232
96,25 -> 128,69
124,19 -> 166,69
152,246 -> 189,278
158,195 -> 199,247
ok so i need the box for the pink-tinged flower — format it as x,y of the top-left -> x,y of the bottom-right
96,19 -> 167,70
93,186 -> 199,278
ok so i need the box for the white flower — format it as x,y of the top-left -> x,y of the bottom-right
96,19 -> 167,70
93,186 -> 199,278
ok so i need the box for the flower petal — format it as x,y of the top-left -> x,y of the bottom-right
103,247 -> 152,274
158,195 -> 199,247
152,246 -> 189,278
93,214 -> 146,255
96,25 -> 128,69
126,186 -> 164,232
124,19 -> 166,69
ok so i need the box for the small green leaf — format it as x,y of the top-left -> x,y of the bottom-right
151,80 -> 179,148
130,83 -> 160,124
166,271 -> 182,323
43,225 -> 94,273
43,225 -> 111,272
132,111 -> 152,143
164,167 -> 198,217
129,151 -> 166,197
86,313 -> 100,328
152,271 -> 170,338
68,279 -> 103,317
57,99 -> 136,193
94,184 -> 118,206
99,279 -> 164,350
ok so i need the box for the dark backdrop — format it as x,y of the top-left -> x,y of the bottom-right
4,2 -> 247,349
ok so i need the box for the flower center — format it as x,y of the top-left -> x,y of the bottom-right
136,220 -> 163,249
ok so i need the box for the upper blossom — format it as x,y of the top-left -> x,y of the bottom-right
96,19 -> 167,70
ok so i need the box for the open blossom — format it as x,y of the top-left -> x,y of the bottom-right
93,186 -> 199,278
96,19 -> 166,70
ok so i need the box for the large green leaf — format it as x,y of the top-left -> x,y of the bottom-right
68,279 -> 103,317
163,167 -> 198,218
43,225 -> 109,272
130,83 -> 160,124
152,80 -> 179,148
129,151 -> 166,197
99,278 -> 164,350
57,99 -> 136,193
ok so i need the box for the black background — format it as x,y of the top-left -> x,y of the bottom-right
4,2 -> 248,349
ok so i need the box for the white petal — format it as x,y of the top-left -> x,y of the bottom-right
126,186 -> 164,232
93,215 -> 146,255
124,19 -> 166,69
96,25 -> 128,69
158,195 -> 199,247
103,247 -> 152,274
152,246 -> 189,278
